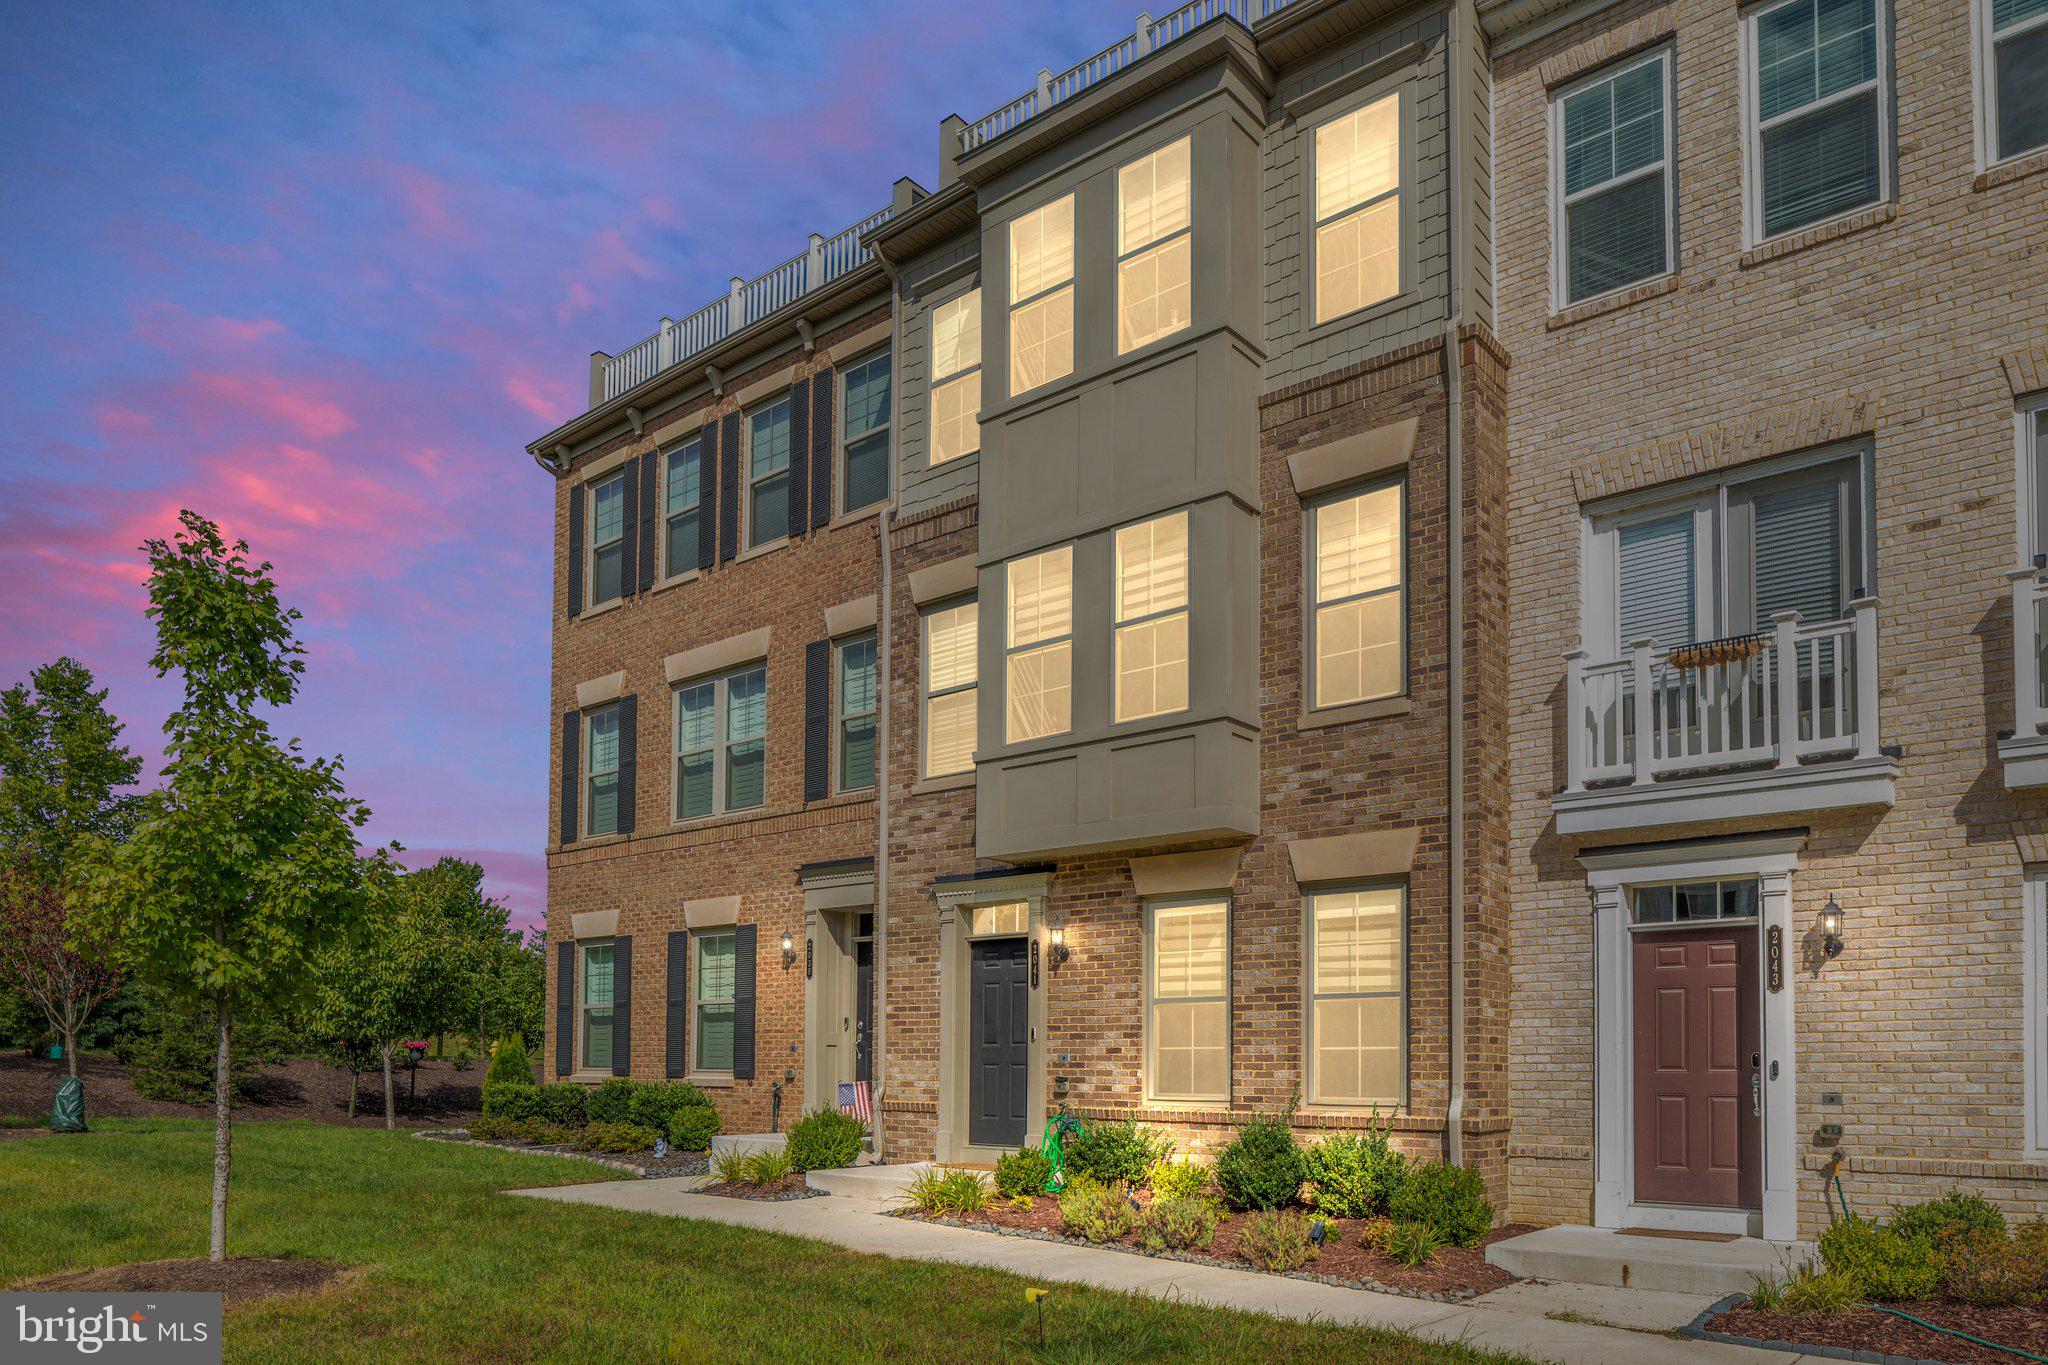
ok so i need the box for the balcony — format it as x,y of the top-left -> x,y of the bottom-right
2002,566 -> 2048,788
1555,599 -> 1896,835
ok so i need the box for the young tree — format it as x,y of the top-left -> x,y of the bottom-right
0,860 -> 122,1078
72,512 -> 387,1261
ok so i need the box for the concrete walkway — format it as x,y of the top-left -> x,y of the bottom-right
512,1178 -> 1820,1363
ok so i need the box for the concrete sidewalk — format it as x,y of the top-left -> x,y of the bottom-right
512,1179 -> 1814,1363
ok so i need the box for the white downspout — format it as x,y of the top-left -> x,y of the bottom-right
872,270 -> 902,1160
1444,0 -> 1471,1168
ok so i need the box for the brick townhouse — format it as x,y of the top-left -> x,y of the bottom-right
524,0 -> 2048,1241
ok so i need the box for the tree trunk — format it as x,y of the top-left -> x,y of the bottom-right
211,996 -> 231,1263
381,1047 -> 395,1130
347,1068 -> 358,1119
63,1024 -> 78,1080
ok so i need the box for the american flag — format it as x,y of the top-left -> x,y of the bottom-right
837,1080 -> 872,1126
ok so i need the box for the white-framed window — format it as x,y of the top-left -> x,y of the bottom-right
1005,545 -> 1074,743
922,598 -> 978,778
2028,869 -> 2048,1156
1551,48 -> 1674,308
2022,398 -> 2048,564
1117,136 -> 1193,354
1311,92 -> 1402,325
1008,195 -> 1076,396
693,929 -> 736,1076
836,633 -> 878,792
584,702 -> 621,837
661,436 -> 705,580
588,470 -> 627,607
672,664 -> 767,820
1629,877 -> 1762,923
971,901 -> 1028,937
578,939 -> 615,1072
1309,477 -> 1405,709
1146,898 -> 1229,1102
745,396 -> 793,548
1114,510 -> 1190,722
1743,0 -> 1891,244
1979,0 -> 2048,165
930,289 -> 982,465
840,349 -> 892,513
1306,886 -> 1404,1107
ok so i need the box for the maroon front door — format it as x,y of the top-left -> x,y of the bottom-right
1632,927 -> 1761,1208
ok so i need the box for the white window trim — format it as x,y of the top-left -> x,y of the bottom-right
929,288 -> 982,466
576,938 -> 616,1075
1307,474 -> 1409,711
1006,193 -> 1076,399
834,632 -> 879,794
1142,896 -> 1231,1105
1114,510 -> 1192,724
2020,395 -> 2048,565
743,395 -> 794,551
583,702 -> 622,839
1739,0 -> 1893,249
838,347 -> 893,517
921,596 -> 979,780
1975,0 -> 2048,168
1548,47 -> 1676,312
671,663 -> 768,821
1302,882 -> 1408,1111
1003,545 -> 1075,745
692,927 -> 737,1080
657,434 -> 706,586
1115,135 -> 1194,356
1307,88 -> 1406,330
586,470 -> 628,609
2028,868 -> 2048,1157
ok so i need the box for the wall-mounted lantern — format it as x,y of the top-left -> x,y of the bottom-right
781,930 -> 797,970
1048,922 -> 1071,970
1819,897 -> 1845,959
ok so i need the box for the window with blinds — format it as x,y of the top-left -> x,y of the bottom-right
746,397 -> 793,547
1555,51 -> 1672,305
1312,94 -> 1402,324
1752,477 -> 1846,627
929,290 -> 982,465
1117,137 -> 1193,354
1307,887 -> 1404,1106
923,599 -> 978,779
662,439 -> 704,580
584,702 -> 621,836
589,471 -> 626,605
673,664 -> 768,819
2031,407 -> 2048,563
840,351 -> 892,514
1748,0 -> 1889,240
836,634 -> 878,792
1114,511 -> 1191,723
1148,899 -> 1228,1101
693,930 -> 736,1075
1311,479 -> 1405,708
1009,196 -> 1075,395
1616,513 -> 1697,650
580,941 -> 615,1071
1005,546 -> 1073,743
1988,0 -> 2048,161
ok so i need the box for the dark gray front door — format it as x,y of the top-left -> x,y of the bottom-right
855,936 -> 874,1087
969,937 -> 1029,1148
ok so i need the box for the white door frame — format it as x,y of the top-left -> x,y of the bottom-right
801,864 -> 876,1119
1581,832 -> 1804,1242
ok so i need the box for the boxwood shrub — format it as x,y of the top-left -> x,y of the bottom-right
784,1106 -> 866,1172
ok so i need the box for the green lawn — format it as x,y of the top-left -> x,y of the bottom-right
0,1119 -> 1532,1364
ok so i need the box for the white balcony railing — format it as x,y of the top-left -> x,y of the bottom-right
1564,600 -> 1881,793
2014,566 -> 2048,737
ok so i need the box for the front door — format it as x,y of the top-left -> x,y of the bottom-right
968,937 -> 1029,1148
854,935 -> 874,1086
1632,926 -> 1761,1208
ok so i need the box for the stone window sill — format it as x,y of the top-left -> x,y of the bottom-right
650,568 -> 702,596
1298,695 -> 1413,730
827,503 -> 885,532
911,771 -> 975,796
687,1073 -> 735,1089
1546,274 -> 1682,331
1975,148 -> 2048,192
1739,202 -> 1895,269
575,596 -> 624,622
734,535 -> 789,565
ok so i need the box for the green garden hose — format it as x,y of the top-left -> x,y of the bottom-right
1042,1115 -> 1084,1194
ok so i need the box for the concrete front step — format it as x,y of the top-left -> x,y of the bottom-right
708,1132 -> 786,1161
1485,1225 -> 1813,1296
806,1162 -> 932,1201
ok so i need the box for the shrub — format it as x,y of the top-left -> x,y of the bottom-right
1388,1163 -> 1493,1247
667,1105 -> 720,1152
1384,1220 -> 1446,1267
1215,1119 -> 1306,1211
1238,1210 -> 1319,1272
1774,1265 -> 1863,1316
490,1082 -> 587,1126
995,1147 -> 1054,1199
470,1115 -> 577,1145
626,1081 -> 712,1133
484,1036 -> 531,1086
739,1147 -> 794,1186
1059,1177 -> 1138,1244
1942,1229 -> 2047,1308
586,1077 -> 640,1125
1817,1217 -> 1941,1301
712,1148 -> 750,1184
1140,1196 -> 1219,1252
1147,1158 -> 1213,1205
1892,1190 -> 2007,1246
1065,1121 -> 1173,1187
1302,1128 -> 1407,1220
784,1106 -> 867,1172
573,1121 -> 662,1154
903,1168 -> 990,1215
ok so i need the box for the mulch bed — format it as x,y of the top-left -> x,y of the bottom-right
12,1257 -> 350,1306
1704,1301 -> 2048,1364
699,1174 -> 822,1201
0,1051 -> 520,1129
901,1193 -> 1525,1301
415,1129 -> 708,1178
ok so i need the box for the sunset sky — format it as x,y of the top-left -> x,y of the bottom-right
0,0 -> 1131,933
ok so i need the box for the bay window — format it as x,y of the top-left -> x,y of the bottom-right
1117,137 -> 1193,353
1005,546 -> 1073,743
1114,511 -> 1190,722
1008,196 -> 1075,395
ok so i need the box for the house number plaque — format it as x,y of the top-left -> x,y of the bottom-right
1766,924 -> 1783,992
1030,939 -> 1040,989
805,939 -> 813,980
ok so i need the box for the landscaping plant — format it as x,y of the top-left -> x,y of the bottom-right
484,1034 -> 531,1087
711,1148 -> 751,1184
1383,1220 -> 1445,1267
668,1105 -> 720,1152
1215,1117 -> 1306,1211
573,1122 -> 663,1154
1064,1120 -> 1173,1187
903,1167 -> 992,1215
1302,1127 -> 1407,1219
626,1080 -> 713,1134
1815,1216 -> 1942,1301
995,1146 -> 1054,1198
1388,1162 -> 1493,1247
586,1076 -> 640,1125
1891,1189 -> 2008,1245
1140,1196 -> 1220,1253
739,1147 -> 794,1185
1238,1210 -> 1320,1272
1147,1158 -> 1213,1205
1941,1224 -> 2048,1307
783,1105 -> 866,1172
1058,1177 -> 1138,1244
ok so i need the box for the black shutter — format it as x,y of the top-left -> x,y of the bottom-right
618,456 -> 640,593
804,639 -> 831,801
786,377 -> 811,539
638,451 -> 658,592
808,365 -> 835,531
616,693 -> 638,835
732,923 -> 757,1081
566,482 -> 585,618
611,935 -> 633,1077
718,412 -> 741,563
666,930 -> 689,1078
560,710 -> 580,845
556,940 -> 574,1076
696,420 -> 719,573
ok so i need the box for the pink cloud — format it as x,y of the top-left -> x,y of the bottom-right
178,370 -> 356,440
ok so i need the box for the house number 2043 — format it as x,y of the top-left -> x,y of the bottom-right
1766,924 -> 1783,993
